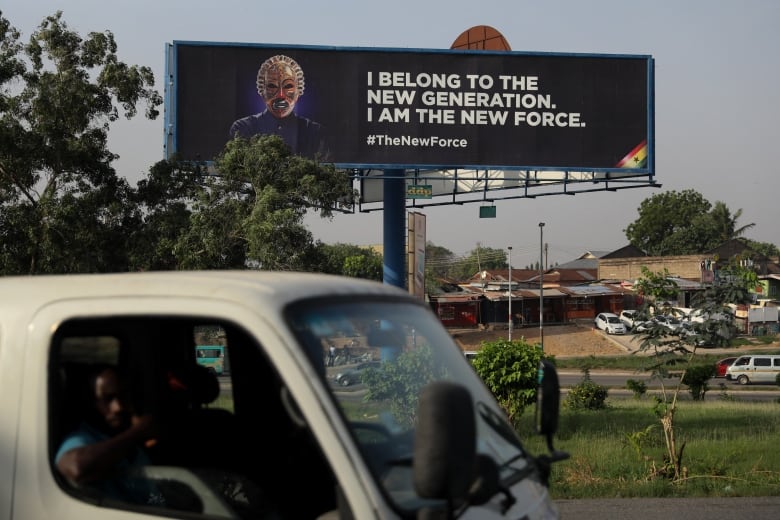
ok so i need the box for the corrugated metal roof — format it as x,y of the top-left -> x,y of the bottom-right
558,285 -> 624,297
431,294 -> 483,303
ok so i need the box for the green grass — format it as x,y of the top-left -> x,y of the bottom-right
553,349 -> 780,372
517,399 -> 780,498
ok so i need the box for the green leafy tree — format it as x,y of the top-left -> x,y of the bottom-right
0,11 -> 162,274
709,201 -> 755,243
470,338 -> 546,427
316,242 -> 382,280
127,159 -> 203,271
425,242 -> 456,279
745,239 -> 780,260
624,190 -> 762,256
174,134 -> 356,270
624,190 -> 713,255
448,244 -> 507,281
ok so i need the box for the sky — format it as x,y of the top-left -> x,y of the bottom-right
4,0 -> 779,268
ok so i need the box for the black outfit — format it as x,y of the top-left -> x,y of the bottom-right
229,110 -> 328,159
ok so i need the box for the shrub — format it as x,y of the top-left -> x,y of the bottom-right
626,378 -> 647,399
566,370 -> 608,410
470,338 -> 547,427
682,364 -> 716,401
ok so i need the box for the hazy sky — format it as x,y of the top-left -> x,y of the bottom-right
4,1 -> 778,268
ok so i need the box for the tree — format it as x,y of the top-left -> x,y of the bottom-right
174,134 -> 356,270
745,239 -> 780,260
624,190 -> 760,256
632,263 -> 755,482
127,159 -> 203,271
425,242 -> 456,279
624,190 -> 713,256
709,201 -> 754,243
0,12 -> 161,274
448,244 -> 507,281
317,242 -> 382,281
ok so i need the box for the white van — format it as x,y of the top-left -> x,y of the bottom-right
726,355 -> 780,385
0,271 -> 564,520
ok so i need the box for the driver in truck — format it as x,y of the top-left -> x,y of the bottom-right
55,364 -> 162,506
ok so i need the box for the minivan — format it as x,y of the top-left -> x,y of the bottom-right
726,355 -> 780,385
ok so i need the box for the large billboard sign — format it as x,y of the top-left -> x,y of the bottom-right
166,41 -> 653,173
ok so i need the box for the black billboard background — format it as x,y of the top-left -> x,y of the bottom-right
172,43 -> 651,170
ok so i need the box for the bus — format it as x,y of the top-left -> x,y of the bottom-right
195,345 -> 225,375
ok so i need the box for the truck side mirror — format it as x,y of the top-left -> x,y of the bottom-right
413,381 -> 475,504
536,359 -> 568,458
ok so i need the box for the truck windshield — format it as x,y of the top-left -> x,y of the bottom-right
288,298 -> 532,512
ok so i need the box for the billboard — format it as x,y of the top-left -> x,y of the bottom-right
166,41 -> 653,173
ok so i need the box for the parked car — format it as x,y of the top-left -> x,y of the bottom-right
715,357 -> 738,378
634,314 -> 684,334
619,310 -> 639,331
335,361 -> 381,386
652,314 -> 684,334
463,350 -> 478,363
594,312 -> 626,335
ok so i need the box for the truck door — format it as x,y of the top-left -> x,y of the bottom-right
13,299 -> 349,519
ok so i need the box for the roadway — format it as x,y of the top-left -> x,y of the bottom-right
566,329 -> 780,401
558,370 -> 780,401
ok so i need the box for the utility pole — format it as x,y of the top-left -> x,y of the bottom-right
508,246 -> 513,341
539,223 -> 545,352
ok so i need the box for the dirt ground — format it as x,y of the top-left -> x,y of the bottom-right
450,323 -> 627,358
450,323 -> 780,358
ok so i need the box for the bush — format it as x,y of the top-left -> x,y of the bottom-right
565,370 -> 608,410
470,338 -> 547,427
626,378 -> 647,399
681,364 -> 716,401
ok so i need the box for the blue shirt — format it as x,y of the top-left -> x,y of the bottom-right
56,422 -> 162,505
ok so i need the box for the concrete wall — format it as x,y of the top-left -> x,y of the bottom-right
599,255 -> 705,281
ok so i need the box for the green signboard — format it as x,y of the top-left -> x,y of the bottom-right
479,206 -> 497,218
407,184 -> 433,199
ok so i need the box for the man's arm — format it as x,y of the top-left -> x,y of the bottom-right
56,415 -> 156,485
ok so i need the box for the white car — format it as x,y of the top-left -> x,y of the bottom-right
619,310 -> 639,330
633,314 -> 684,335
594,312 -> 627,335
652,314 -> 684,334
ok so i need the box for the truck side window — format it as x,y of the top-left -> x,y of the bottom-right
49,316 -> 337,519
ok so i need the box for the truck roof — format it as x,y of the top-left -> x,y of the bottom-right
0,270 -> 413,314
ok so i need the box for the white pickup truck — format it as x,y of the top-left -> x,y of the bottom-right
0,271 -> 564,519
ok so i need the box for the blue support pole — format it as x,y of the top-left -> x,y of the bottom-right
383,169 -> 406,289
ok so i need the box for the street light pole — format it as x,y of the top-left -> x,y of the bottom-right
539,223 -> 545,351
508,246 -> 513,341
